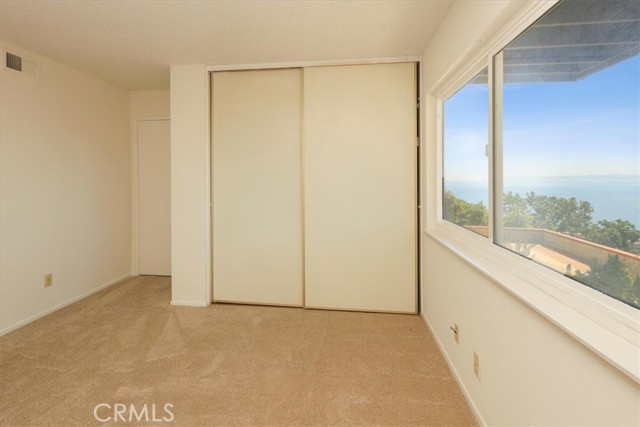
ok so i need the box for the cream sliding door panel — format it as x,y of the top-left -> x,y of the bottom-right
304,63 -> 417,313
138,119 -> 172,276
212,69 -> 303,306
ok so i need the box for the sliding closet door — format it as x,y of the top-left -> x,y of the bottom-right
212,69 -> 303,306
304,63 -> 417,313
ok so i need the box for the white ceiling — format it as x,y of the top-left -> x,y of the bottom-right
0,0 -> 452,90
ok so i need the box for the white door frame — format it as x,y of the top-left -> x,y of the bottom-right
205,57 -> 422,308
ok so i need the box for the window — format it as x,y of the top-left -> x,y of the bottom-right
495,0 -> 640,309
442,68 -> 489,236
441,0 -> 640,310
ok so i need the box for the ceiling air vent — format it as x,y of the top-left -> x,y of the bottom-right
5,51 -> 38,77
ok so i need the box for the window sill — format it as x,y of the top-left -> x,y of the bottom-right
424,224 -> 640,384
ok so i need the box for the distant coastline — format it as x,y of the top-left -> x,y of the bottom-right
445,175 -> 640,228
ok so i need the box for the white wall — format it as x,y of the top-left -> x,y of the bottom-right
0,42 -> 131,334
130,90 -> 170,119
169,65 -> 210,306
129,90 -> 170,274
420,1 -> 640,425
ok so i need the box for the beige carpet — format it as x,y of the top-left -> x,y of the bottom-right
0,276 -> 477,427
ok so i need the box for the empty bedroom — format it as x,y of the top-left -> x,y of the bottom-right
0,1 -> 638,426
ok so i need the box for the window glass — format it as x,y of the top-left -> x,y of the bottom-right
496,0 -> 640,308
443,68 -> 489,236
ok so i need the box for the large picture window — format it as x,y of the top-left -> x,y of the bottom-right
442,0 -> 640,309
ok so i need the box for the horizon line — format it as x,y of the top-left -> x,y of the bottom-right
448,174 -> 640,181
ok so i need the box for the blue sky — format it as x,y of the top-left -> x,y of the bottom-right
444,54 -> 640,182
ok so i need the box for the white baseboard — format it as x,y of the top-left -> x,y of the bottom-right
0,273 -> 133,337
421,314 -> 487,427
171,300 -> 210,307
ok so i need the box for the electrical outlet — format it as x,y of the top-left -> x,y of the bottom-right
44,273 -> 53,288
473,352 -> 480,379
450,323 -> 460,344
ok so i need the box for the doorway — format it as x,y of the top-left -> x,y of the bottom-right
137,119 -> 171,276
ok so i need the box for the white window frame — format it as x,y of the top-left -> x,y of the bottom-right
427,0 -> 640,383
438,61 -> 491,237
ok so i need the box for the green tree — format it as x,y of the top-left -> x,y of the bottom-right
574,255 -> 638,309
443,191 -> 488,227
628,275 -> 640,308
445,189 -> 639,308
585,219 -> 640,254
525,192 -> 593,234
503,191 -> 532,228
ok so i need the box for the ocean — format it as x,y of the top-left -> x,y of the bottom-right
445,175 -> 640,228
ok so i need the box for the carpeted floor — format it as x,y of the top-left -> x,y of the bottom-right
0,276 -> 477,427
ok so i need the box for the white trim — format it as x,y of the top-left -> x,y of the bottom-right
435,97 -> 444,227
485,1 -> 560,61
0,273 -> 133,336
438,57 -> 489,103
204,74 -> 212,305
428,0 -> 640,384
206,56 -> 420,72
131,119 -> 139,275
418,59 -> 425,315
421,313 -> 487,427
429,1 -> 559,96
435,54 -> 490,234
170,300 -> 210,307
489,51 -> 503,244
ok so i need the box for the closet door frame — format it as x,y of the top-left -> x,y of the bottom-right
208,59 -> 421,313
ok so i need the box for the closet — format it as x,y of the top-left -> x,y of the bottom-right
212,68 -> 304,306
212,63 -> 416,313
